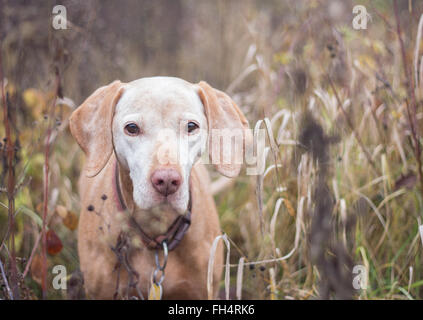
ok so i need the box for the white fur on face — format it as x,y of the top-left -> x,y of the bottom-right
112,77 -> 207,214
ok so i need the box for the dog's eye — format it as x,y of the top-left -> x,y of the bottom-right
124,123 -> 140,136
187,121 -> 199,134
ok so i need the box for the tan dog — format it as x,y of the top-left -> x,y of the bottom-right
69,77 -> 250,299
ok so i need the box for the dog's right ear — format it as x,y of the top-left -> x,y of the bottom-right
69,80 -> 125,177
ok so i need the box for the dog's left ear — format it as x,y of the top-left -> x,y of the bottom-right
197,81 -> 251,178
69,80 -> 125,177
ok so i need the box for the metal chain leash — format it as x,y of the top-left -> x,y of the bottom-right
150,241 -> 168,300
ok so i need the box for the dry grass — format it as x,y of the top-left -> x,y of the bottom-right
1,0 -> 423,300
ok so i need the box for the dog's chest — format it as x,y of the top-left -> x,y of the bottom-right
110,238 -> 207,299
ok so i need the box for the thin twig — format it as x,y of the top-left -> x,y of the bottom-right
0,42 -> 19,299
22,204 -> 60,279
328,76 -> 380,176
41,67 -> 61,299
0,257 -> 13,300
393,0 -> 423,197
22,232 -> 42,279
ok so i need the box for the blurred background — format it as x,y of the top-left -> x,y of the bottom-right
1,0 -> 423,299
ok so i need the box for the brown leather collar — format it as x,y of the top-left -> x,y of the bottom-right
114,161 -> 192,251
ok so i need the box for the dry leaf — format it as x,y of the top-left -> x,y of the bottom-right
36,203 -> 43,214
55,205 -> 68,219
56,205 -> 78,230
30,253 -> 44,285
63,211 -> 78,231
46,230 -> 63,255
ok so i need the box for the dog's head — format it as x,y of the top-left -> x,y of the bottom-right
70,77 -> 250,213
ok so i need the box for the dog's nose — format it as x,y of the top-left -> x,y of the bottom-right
151,169 -> 182,196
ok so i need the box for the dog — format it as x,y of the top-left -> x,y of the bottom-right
69,77 -> 250,299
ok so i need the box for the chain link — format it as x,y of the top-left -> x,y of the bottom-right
151,241 -> 168,299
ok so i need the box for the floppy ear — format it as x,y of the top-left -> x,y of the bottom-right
197,81 -> 251,177
69,80 -> 125,177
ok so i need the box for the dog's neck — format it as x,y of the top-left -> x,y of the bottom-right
115,161 -> 182,238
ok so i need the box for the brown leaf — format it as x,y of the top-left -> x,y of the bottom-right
55,205 -> 68,219
30,254 -> 44,285
46,230 -> 63,255
63,211 -> 78,231
55,205 -> 78,230
36,202 -> 43,214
